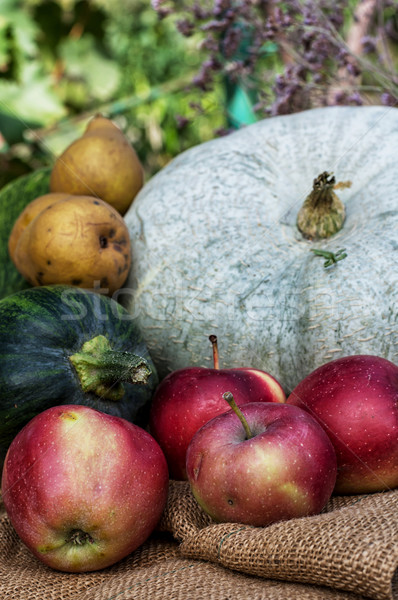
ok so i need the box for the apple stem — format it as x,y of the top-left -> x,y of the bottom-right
209,334 -> 220,370
223,391 -> 253,440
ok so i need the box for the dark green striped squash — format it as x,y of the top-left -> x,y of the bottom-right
0,284 -> 158,463
0,167 -> 51,300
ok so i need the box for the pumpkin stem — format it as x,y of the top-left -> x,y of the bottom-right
297,172 -> 347,240
223,391 -> 253,440
69,335 -> 151,401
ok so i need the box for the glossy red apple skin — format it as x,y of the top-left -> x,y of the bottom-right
149,367 -> 286,480
186,402 -> 337,526
286,355 -> 398,494
1,405 -> 169,572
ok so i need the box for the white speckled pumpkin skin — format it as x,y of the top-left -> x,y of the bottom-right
122,106 -> 398,392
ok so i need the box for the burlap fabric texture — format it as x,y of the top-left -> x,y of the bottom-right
1,480 -> 397,600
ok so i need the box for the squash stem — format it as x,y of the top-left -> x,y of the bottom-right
69,335 -> 151,401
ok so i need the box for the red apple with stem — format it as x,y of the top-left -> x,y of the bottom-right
149,335 -> 286,480
1,405 -> 169,572
186,393 -> 337,526
286,355 -> 398,494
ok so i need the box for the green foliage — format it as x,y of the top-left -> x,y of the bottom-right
0,1 -> 65,144
0,167 -> 51,299
58,33 -> 121,106
0,0 -> 122,140
102,0 -> 225,173
0,0 -> 225,188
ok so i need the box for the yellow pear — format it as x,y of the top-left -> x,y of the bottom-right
8,193 -> 70,261
50,115 -> 144,215
12,194 -> 131,296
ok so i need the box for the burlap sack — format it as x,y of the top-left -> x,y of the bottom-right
1,481 -> 397,599
160,482 -> 398,599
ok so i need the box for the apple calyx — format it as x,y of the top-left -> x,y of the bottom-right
223,391 -> 253,440
67,529 -> 95,546
69,334 -> 151,401
209,334 -> 220,369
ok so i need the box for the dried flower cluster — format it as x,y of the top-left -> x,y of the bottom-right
151,0 -> 398,119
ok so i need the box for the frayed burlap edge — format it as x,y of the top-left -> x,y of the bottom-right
159,481 -> 398,600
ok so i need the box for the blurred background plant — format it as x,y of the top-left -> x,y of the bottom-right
0,0 -> 397,191
154,0 -> 398,114
0,0 -> 225,189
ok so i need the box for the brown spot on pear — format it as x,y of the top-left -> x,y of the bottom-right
13,195 -> 131,295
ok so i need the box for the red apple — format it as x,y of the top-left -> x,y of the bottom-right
186,395 -> 337,526
1,405 -> 169,572
149,336 -> 286,480
286,355 -> 398,494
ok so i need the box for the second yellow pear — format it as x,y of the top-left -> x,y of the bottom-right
50,115 -> 144,215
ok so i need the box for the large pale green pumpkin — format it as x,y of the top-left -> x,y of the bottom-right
123,106 -> 398,391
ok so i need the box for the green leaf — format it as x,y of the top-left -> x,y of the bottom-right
59,34 -> 121,102
0,19 -> 10,66
0,3 -> 40,58
9,11 -> 39,58
0,63 -> 66,126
